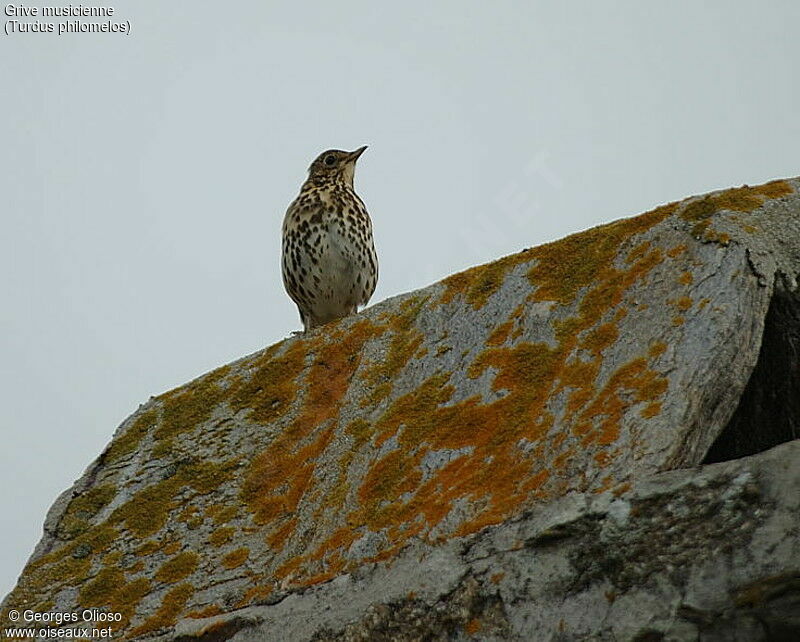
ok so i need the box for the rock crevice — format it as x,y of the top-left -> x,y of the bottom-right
705,280 -> 800,464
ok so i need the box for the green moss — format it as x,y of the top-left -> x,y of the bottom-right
6,370 -> 244,634
527,203 -> 675,306
102,551 -> 122,566
77,570 -> 151,630
228,342 -> 306,425
361,296 -> 426,406
130,583 -> 194,636
113,578 -> 151,627
152,438 -> 174,459
155,551 -> 199,583
59,484 -> 117,539
69,485 -> 116,516
155,366 -> 231,441
439,251 -> 533,310
106,408 -> 158,464
211,506 -> 238,525
18,522 -> 118,609
81,524 -> 119,554
78,568 -> 124,607
178,504 -> 203,524
209,526 -> 235,547
465,258 -> 516,309
184,458 -> 240,495
112,477 -> 181,538
135,540 -> 161,556
112,458 -> 238,538
11,553 -> 92,611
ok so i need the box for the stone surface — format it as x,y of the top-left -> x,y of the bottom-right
2,177 -> 799,641
164,440 -> 800,642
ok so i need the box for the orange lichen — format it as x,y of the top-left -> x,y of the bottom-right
221,548 -> 249,570
162,541 -> 181,556
679,271 -> 694,286
305,570 -> 337,586
155,551 -> 198,583
466,618 -> 482,634
210,506 -> 238,525
577,358 -> 668,447
349,333 -> 649,544
612,481 -> 631,497
486,320 -> 514,346
648,342 -> 667,359
675,296 -> 693,312
680,179 -> 794,239
186,605 -> 222,619
243,200 -> 676,586
667,244 -> 687,258
527,202 -> 676,306
640,402 -> 662,419
438,271 -> 471,306
439,250 -> 537,310
713,232 -> 731,245
266,517 -> 297,550
754,180 -> 794,199
490,572 -> 505,584
209,527 -> 235,547
242,319 -> 381,568
625,240 -> 652,264
594,451 -> 611,467
238,585 -> 273,606
580,322 -> 619,354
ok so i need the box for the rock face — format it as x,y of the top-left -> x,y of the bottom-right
3,177 -> 799,641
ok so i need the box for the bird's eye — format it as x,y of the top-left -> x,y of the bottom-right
324,155 -> 336,166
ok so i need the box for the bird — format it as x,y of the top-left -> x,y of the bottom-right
281,146 -> 378,332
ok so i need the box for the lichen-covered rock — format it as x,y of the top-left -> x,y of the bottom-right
3,177 -> 799,641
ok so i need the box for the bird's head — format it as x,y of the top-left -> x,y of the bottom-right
307,146 -> 367,188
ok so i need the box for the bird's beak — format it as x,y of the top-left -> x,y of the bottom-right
349,146 -> 368,162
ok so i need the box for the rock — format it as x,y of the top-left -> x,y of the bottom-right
3,177 -> 799,641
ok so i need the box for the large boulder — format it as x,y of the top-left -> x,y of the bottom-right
3,177 -> 799,641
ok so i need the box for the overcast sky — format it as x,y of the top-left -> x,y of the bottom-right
2,1 -> 799,597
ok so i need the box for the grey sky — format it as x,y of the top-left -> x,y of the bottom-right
2,1 -> 798,597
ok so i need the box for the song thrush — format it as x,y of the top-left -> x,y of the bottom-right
281,146 -> 378,332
